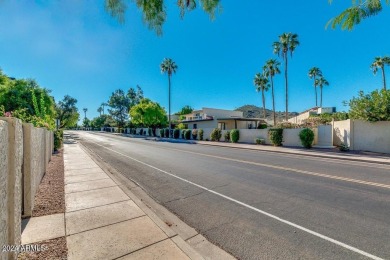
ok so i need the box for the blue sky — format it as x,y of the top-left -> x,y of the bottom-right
0,1 -> 389,120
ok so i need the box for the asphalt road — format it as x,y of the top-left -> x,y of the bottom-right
71,131 -> 390,260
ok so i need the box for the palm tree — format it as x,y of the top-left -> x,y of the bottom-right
160,58 -> 178,137
308,67 -> 323,107
254,73 -> 270,119
263,59 -> 281,126
83,108 -> 88,119
315,77 -> 329,108
370,56 -> 390,90
273,33 -> 299,121
97,107 -> 103,116
101,102 -> 108,115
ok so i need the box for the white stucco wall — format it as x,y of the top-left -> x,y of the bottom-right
353,120 -> 390,154
333,119 -> 352,147
316,125 -> 332,147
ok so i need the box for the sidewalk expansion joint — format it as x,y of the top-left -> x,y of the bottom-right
111,237 -> 172,260
65,184 -> 118,194
65,199 -> 131,213
65,177 -> 110,185
66,214 -> 146,237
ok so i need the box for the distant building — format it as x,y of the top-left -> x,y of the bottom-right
288,107 -> 336,125
181,107 -> 266,130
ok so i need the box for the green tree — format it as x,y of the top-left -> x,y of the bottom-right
253,73 -> 269,119
176,105 -> 193,115
56,95 -> 80,128
273,33 -> 299,121
160,58 -> 178,137
129,98 -> 168,128
328,0 -> 389,30
108,89 -> 130,128
0,74 -> 56,129
82,117 -> 90,127
308,67 -> 323,107
370,56 -> 390,90
91,115 -> 106,128
349,89 -> 390,121
127,85 -> 144,109
105,0 -> 221,35
263,59 -> 281,125
315,76 -> 330,107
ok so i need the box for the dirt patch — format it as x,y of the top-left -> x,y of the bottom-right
32,149 -> 65,217
17,237 -> 67,260
19,149 -> 68,259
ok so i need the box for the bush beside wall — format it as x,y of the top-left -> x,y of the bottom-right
269,128 -> 283,146
210,128 -> 222,141
299,128 -> 315,148
230,129 -> 239,143
199,129 -> 204,140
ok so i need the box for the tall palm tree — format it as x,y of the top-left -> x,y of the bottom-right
83,108 -> 88,119
315,77 -> 329,108
308,67 -> 322,107
370,56 -> 390,90
97,107 -> 103,116
254,73 -> 270,119
160,58 -> 178,137
101,102 -> 108,115
263,59 -> 281,126
273,33 -> 299,121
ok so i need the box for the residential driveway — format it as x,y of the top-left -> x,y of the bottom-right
71,131 -> 390,260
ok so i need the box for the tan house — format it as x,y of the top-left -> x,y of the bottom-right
288,107 -> 336,125
181,108 -> 265,130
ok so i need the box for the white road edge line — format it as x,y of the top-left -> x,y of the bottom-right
86,138 -> 384,260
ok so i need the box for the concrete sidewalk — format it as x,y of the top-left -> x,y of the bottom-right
21,140 -> 206,260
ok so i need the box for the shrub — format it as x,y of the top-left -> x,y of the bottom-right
349,89 -> 390,122
192,129 -> 198,140
230,129 -> 240,143
299,128 -> 315,148
339,143 -> 350,152
210,128 -> 222,141
173,129 -> 180,139
54,130 -> 63,151
199,129 -> 204,140
268,128 -> 283,146
159,128 -> 164,137
258,124 -> 268,129
164,128 -> 169,138
184,129 -> 191,140
224,131 -> 230,142
255,138 -> 265,145
176,123 -> 186,129
148,128 -> 152,136
276,122 -> 298,129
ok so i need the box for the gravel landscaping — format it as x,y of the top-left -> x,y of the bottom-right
18,149 -> 67,259
32,150 -> 65,217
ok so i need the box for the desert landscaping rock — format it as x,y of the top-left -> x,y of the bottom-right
32,150 -> 65,217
